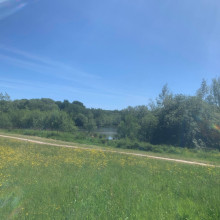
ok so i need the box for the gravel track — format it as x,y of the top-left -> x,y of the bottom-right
0,134 -> 218,167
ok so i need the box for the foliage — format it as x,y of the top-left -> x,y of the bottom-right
0,77 -> 220,149
117,77 -> 220,149
2,129 -> 219,164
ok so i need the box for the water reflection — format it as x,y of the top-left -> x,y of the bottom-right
95,127 -> 117,140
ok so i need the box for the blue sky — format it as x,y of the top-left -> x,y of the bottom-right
0,0 -> 219,110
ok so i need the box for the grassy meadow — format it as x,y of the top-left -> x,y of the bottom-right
0,137 -> 220,219
1,129 -> 220,165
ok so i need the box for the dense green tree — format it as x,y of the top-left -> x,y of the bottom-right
0,113 -> 12,128
196,79 -> 209,101
118,114 -> 140,140
85,118 -> 97,132
45,111 -> 76,132
139,113 -> 158,142
0,77 -> 219,150
156,84 -> 173,108
32,111 -> 45,129
210,77 -> 220,108
0,92 -> 11,113
75,113 -> 88,128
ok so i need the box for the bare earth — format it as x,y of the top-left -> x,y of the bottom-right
0,134 -> 219,167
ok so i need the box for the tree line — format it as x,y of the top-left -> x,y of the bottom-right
0,96 -> 121,132
0,77 -> 220,150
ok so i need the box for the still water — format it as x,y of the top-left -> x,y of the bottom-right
95,127 -> 117,140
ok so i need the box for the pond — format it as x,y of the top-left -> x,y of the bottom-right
95,127 -> 118,140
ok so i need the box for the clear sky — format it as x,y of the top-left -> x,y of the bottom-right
0,0 -> 219,110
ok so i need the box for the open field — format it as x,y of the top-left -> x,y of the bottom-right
0,134 -> 218,167
0,137 -> 220,219
1,129 -> 220,165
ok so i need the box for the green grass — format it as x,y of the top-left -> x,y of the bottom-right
0,137 -> 220,219
1,129 -> 220,165
0,129 -> 108,146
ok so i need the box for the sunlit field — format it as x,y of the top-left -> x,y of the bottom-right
0,137 -> 219,220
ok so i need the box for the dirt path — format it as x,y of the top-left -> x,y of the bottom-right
0,134 -> 218,167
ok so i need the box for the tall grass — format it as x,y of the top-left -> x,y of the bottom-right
1,129 -> 220,164
0,137 -> 219,219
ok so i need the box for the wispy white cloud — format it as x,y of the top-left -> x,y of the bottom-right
0,76 -> 148,103
0,54 -> 53,74
0,0 -> 8,4
0,45 -> 100,80
0,46 -> 119,94
0,0 -> 28,20
0,45 -> 149,108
